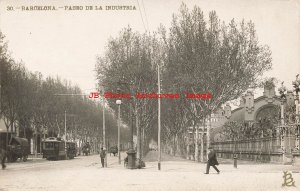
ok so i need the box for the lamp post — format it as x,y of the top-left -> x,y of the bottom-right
100,80 -> 137,168
116,98 -> 122,165
115,77 -> 138,169
126,96 -> 136,169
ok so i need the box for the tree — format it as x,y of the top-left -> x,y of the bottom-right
160,3 -> 272,161
0,31 -> 120,154
95,27 -> 161,159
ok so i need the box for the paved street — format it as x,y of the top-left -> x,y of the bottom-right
1,152 -> 300,191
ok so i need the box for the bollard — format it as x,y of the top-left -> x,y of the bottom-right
233,154 -> 238,168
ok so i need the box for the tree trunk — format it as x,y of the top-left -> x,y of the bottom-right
6,127 -> 9,149
136,107 -> 141,159
195,127 -> 199,162
186,144 -> 190,160
79,139 -> 81,155
200,132 -> 204,162
23,125 -> 26,138
200,117 -> 206,162
40,134 -> 42,154
173,135 -> 176,156
141,126 -> 144,158
10,119 -> 14,134
35,128 -> 38,157
206,114 -> 211,159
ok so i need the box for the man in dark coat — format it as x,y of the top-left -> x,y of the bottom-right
0,148 -> 7,170
204,147 -> 220,174
100,147 -> 106,168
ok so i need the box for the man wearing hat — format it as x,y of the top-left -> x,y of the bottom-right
204,147 -> 220,174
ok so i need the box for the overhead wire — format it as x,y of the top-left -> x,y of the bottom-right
141,0 -> 149,31
136,0 -> 147,32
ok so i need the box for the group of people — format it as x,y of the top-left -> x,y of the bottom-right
2,146 -> 220,173
98,146 -> 220,174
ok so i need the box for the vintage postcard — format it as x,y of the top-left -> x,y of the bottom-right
0,0 -> 300,191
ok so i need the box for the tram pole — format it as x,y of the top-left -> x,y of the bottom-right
102,97 -> 107,167
116,99 -> 122,164
64,110 -> 67,159
158,63 -> 161,170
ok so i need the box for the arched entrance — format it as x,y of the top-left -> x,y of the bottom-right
254,104 -> 280,138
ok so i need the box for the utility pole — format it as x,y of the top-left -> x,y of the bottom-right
102,97 -> 107,167
158,63 -> 161,170
64,110 -> 67,159
118,103 -> 121,164
195,125 -> 199,162
116,99 -> 122,164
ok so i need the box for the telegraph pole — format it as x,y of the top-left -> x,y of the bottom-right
118,103 -> 121,164
64,110 -> 67,159
102,97 -> 107,167
158,63 -> 161,170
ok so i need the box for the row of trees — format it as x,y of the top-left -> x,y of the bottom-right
0,32 -> 129,153
95,3 -> 272,161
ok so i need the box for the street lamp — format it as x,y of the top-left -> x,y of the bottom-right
126,96 -> 137,169
100,80 -> 137,168
112,77 -> 138,168
116,97 -> 122,165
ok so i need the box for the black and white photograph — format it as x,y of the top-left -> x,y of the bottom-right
0,0 -> 300,190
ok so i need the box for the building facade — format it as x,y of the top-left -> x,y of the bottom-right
211,83 -> 300,164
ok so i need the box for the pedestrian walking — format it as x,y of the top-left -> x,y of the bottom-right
0,148 -> 7,170
204,147 -> 220,174
100,147 -> 106,168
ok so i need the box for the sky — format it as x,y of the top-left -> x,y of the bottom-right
0,0 -> 299,97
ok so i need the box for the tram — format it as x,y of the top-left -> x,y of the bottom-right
42,137 -> 77,160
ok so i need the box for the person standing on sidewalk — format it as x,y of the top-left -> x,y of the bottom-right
204,147 -> 220,174
100,147 -> 106,168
